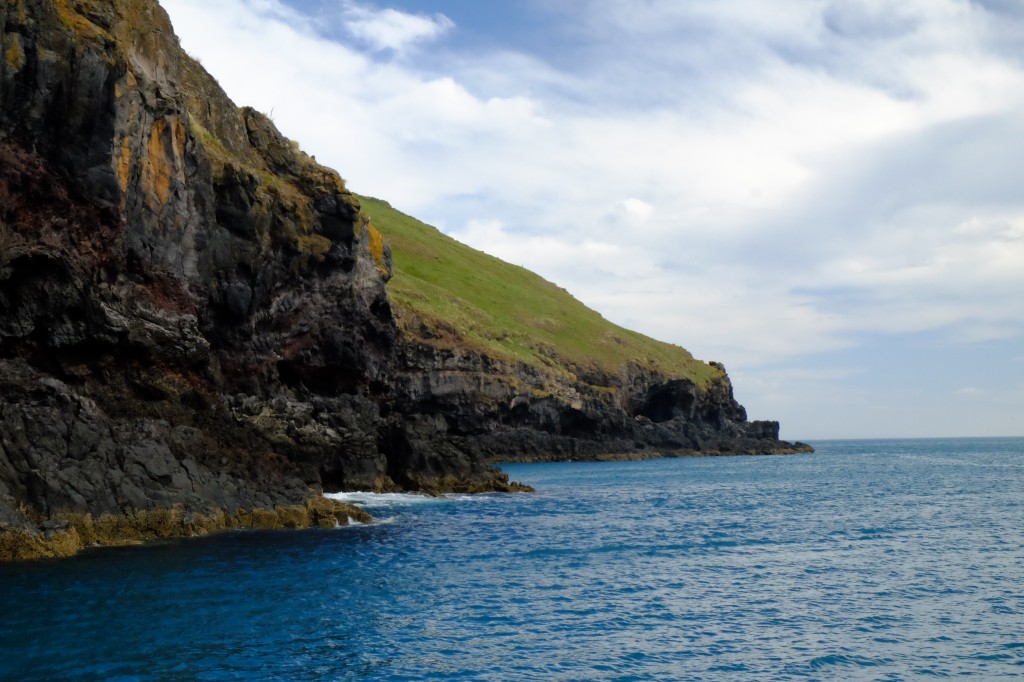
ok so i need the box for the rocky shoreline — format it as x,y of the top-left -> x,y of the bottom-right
0,497 -> 373,562
1,0 -> 809,561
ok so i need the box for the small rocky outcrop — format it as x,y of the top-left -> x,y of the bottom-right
0,0 -> 809,560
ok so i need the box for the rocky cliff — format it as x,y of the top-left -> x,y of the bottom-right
0,0 -> 810,560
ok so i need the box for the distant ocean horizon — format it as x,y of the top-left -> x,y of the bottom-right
3,437 -> 1022,680
793,435 -> 1024,447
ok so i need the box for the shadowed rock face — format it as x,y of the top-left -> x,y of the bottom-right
0,0 -> 809,558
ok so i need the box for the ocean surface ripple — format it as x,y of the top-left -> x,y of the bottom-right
2,437 -> 1023,680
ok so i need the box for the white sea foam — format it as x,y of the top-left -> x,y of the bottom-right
324,491 -> 438,509
449,493 -> 494,502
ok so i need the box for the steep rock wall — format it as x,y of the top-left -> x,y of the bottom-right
0,0 -> 406,557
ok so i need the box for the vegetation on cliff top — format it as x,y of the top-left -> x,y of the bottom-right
359,196 -> 719,387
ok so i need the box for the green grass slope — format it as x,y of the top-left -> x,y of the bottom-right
360,196 -> 720,388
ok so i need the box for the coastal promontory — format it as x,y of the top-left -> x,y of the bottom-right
0,0 -> 810,560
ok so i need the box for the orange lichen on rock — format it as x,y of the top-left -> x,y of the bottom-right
368,222 -> 388,274
117,135 -> 131,194
141,116 -> 187,209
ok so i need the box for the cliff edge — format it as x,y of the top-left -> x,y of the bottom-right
0,0 -> 810,560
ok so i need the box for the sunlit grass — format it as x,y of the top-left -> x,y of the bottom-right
360,196 -> 719,387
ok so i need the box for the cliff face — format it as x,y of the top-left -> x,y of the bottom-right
0,0 -> 809,559
358,196 -> 810,477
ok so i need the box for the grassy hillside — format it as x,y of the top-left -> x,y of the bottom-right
359,196 -> 719,388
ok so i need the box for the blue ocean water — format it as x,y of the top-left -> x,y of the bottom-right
1,438 -> 1023,681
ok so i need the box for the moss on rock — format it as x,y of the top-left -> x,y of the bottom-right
410,471 -> 535,496
0,527 -> 82,562
275,504 -> 311,529
307,497 -> 372,527
0,498 -> 377,562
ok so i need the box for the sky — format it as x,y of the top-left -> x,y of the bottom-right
160,0 -> 1024,440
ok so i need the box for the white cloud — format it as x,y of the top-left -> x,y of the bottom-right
337,1 -> 452,53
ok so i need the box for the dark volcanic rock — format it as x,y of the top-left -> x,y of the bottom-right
0,0 -> 810,559
388,347 -> 808,464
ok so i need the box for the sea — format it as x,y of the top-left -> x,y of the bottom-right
1,437 -> 1022,681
